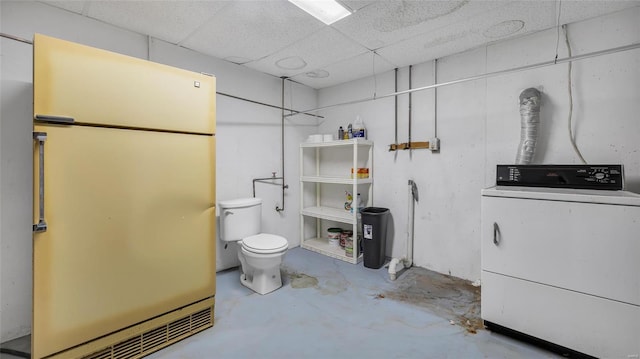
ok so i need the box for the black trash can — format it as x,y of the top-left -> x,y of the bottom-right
361,207 -> 390,269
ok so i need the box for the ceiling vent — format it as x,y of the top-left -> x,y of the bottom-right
483,20 -> 525,39
276,56 -> 307,70
306,70 -> 330,78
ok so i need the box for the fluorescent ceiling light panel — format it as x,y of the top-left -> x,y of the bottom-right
289,0 -> 352,25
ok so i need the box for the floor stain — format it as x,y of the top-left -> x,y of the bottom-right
290,272 -> 319,289
281,265 -> 482,333
282,266 -> 347,295
379,267 -> 482,334
282,267 -> 319,289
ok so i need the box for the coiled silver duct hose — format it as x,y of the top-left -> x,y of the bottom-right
516,88 -> 541,164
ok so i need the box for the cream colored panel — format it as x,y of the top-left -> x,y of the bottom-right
51,300 -> 214,359
33,34 -> 215,135
482,272 -> 640,358
482,196 -> 640,305
33,124 -> 215,359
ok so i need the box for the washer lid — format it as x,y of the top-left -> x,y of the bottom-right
242,233 -> 288,254
483,186 -> 640,206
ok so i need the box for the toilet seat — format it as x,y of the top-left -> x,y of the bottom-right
242,233 -> 288,254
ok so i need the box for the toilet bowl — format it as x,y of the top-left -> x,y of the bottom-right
219,198 -> 289,295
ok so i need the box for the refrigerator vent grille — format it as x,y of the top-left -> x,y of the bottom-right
192,308 -> 212,328
168,316 -> 191,340
83,307 -> 213,359
141,326 -> 167,352
85,348 -> 111,359
113,337 -> 139,359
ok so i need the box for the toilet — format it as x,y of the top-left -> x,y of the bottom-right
218,198 -> 289,295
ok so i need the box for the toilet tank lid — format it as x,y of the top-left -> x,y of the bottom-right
219,197 -> 262,209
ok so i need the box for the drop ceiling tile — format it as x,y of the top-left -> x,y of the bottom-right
35,0 -> 640,91
376,0 -> 559,69
376,31 -> 483,70
40,1 -> 87,14
244,27 -> 370,78
290,51 -> 396,89
340,0 -> 377,12
560,0 -> 640,25
333,0 -> 510,50
181,0 -> 325,64
84,1 -> 229,44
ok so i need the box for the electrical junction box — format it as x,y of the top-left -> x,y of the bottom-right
429,137 -> 440,151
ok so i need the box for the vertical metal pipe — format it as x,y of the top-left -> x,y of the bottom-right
394,68 -> 398,146
408,65 -> 413,148
146,35 -> 151,60
276,77 -> 286,212
434,59 -> 438,138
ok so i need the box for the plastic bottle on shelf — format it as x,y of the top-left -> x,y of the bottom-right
353,115 -> 366,138
344,191 -> 353,212
347,124 -> 353,139
338,126 -> 344,140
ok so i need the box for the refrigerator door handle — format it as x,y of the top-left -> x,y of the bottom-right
493,222 -> 500,246
33,132 -> 48,233
34,114 -> 75,124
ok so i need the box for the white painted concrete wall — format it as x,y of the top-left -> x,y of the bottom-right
0,1 -> 317,342
2,0 -> 638,344
317,8 -> 640,282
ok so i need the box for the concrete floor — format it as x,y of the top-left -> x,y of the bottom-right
148,248 -> 559,359
1,247 -> 560,358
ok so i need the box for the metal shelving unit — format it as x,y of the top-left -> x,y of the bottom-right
299,139 -> 373,264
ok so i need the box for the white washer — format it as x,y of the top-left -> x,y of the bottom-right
481,186 -> 640,358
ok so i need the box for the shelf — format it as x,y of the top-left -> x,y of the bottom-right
299,138 -> 372,264
301,238 -> 362,264
300,176 -> 372,185
300,138 -> 373,148
301,206 -> 354,224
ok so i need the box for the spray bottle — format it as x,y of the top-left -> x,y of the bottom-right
353,115 -> 366,138
344,191 -> 353,212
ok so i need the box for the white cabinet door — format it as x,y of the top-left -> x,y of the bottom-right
481,196 -> 640,306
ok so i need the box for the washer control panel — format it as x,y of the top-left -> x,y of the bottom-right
497,164 -> 624,190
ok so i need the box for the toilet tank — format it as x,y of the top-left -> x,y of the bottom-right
218,197 -> 262,242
